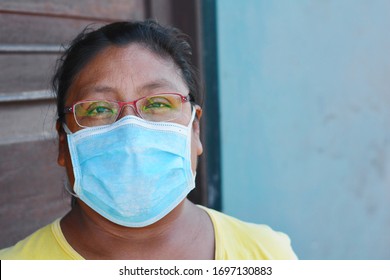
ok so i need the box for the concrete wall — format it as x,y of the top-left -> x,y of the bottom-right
217,0 -> 390,259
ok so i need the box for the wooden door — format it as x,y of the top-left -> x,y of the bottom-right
0,0 -> 204,249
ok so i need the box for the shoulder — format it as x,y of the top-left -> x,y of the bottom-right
0,219 -> 81,260
200,206 -> 297,260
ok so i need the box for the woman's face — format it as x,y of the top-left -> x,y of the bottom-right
57,43 -> 203,186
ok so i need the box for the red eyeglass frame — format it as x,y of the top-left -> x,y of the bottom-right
63,92 -> 191,117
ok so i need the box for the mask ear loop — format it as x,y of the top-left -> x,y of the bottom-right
63,177 -> 79,198
187,105 -> 197,128
187,106 -> 197,181
60,124 -> 77,197
62,123 -> 72,134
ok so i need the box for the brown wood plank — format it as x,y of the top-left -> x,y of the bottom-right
0,90 -> 53,102
0,13 -> 107,44
0,139 -> 70,249
0,0 -> 145,21
0,100 -> 57,145
148,0 -> 173,25
0,53 -> 59,93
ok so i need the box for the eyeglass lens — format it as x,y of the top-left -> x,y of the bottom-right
74,94 -> 184,127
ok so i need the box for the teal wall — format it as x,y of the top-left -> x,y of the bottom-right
216,0 -> 390,259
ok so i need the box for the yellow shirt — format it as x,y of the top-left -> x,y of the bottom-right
204,207 -> 297,259
0,207 -> 297,260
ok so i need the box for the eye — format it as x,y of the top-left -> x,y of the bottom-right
87,106 -> 113,116
136,94 -> 183,122
142,97 -> 173,111
76,101 -> 117,117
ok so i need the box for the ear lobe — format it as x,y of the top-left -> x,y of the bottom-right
192,105 -> 203,156
56,120 -> 67,167
195,106 -> 203,120
192,105 -> 202,135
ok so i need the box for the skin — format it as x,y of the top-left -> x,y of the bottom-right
56,43 -> 215,259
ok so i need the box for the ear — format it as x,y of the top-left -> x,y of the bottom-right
192,105 -> 203,156
56,120 -> 67,167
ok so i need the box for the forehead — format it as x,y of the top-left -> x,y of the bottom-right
66,43 -> 188,103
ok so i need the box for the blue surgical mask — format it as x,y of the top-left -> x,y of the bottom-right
63,110 -> 196,227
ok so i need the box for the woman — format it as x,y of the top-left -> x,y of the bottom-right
0,20 -> 297,260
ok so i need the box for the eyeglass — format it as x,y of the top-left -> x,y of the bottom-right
63,93 -> 190,128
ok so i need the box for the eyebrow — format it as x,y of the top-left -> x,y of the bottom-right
78,85 -> 118,98
136,78 -> 180,93
77,78 -> 181,99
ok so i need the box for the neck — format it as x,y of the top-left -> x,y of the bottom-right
61,199 -> 210,259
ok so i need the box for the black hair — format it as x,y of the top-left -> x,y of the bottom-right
52,19 -> 202,123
